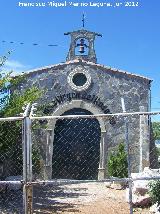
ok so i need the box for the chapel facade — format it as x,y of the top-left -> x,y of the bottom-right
20,29 -> 152,180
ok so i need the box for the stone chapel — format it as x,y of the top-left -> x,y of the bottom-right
20,29 -> 152,180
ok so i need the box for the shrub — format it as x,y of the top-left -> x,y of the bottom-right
0,53 -> 43,177
108,142 -> 128,178
148,180 -> 160,205
156,146 -> 160,156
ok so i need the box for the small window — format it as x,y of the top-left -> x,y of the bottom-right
67,67 -> 91,91
72,73 -> 87,87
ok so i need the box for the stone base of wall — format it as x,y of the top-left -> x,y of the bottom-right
98,168 -> 105,180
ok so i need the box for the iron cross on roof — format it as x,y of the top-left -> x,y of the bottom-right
82,13 -> 85,28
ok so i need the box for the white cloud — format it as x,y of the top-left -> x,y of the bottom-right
2,60 -> 31,75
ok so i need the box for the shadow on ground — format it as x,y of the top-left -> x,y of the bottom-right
33,183 -> 88,213
0,189 -> 23,214
0,182 -> 89,213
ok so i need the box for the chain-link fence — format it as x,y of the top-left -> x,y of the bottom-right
0,117 -> 23,214
0,108 -> 160,213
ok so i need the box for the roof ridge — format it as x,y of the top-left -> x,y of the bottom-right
15,59 -> 152,82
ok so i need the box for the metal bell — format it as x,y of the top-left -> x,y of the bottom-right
79,45 -> 85,54
78,38 -> 85,53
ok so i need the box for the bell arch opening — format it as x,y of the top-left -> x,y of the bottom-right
52,108 -> 101,180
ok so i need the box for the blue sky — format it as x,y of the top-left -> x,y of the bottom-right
0,0 -> 160,117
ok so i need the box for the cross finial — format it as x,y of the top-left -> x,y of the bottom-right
82,13 -> 85,28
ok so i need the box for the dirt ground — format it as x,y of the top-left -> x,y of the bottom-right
0,181 -> 152,214
78,199 -> 150,214
33,182 -> 151,214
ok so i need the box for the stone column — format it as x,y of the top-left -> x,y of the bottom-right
139,106 -> 150,172
44,129 -> 53,179
98,132 -> 105,180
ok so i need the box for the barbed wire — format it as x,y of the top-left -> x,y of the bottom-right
1,40 -> 58,47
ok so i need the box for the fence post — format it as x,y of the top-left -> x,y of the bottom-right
22,103 -> 33,214
121,98 -> 133,214
139,106 -> 150,171
125,119 -> 133,214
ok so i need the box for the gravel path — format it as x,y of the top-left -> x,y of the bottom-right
33,181 -> 130,213
53,182 -> 122,204
0,181 -> 151,213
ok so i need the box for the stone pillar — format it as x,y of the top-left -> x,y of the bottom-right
139,106 -> 150,172
98,132 -> 105,180
44,129 -> 53,179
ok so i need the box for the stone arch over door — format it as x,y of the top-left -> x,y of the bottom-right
45,100 -> 108,180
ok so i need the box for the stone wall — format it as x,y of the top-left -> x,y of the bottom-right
19,60 -> 151,177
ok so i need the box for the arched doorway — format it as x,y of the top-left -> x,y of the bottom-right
52,108 -> 101,180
